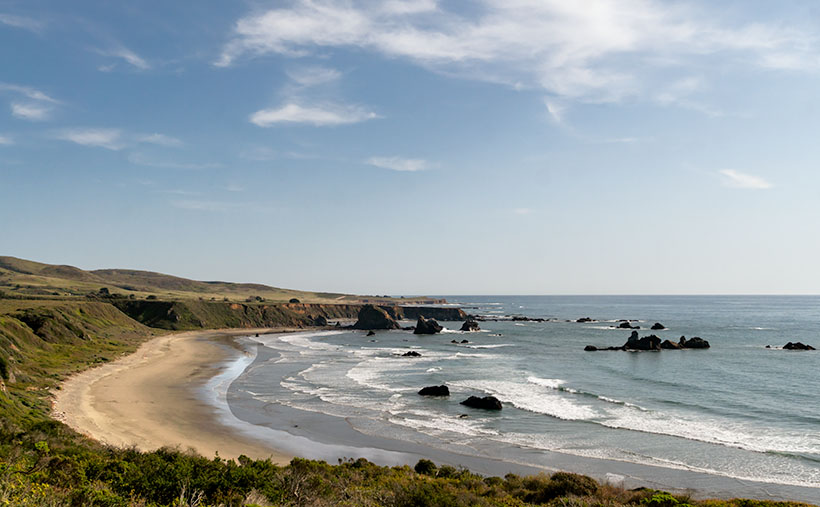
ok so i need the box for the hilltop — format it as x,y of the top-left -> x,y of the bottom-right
0,256 -> 441,305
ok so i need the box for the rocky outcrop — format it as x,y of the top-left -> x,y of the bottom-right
680,336 -> 710,349
313,315 -> 328,326
414,316 -> 443,334
576,317 -> 593,323
402,351 -> 422,357
624,332 -> 661,351
651,322 -> 666,330
400,306 -> 466,321
418,385 -> 449,396
366,330 -> 376,336
784,342 -> 815,350
460,320 -> 480,332
460,395 -> 502,410
618,321 -> 638,329
660,339 -> 681,349
353,305 -> 400,330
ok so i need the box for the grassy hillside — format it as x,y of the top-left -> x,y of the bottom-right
0,256 -> 441,305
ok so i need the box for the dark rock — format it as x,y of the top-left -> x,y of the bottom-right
680,336 -> 710,349
460,339 -> 469,344
451,340 -> 459,344
402,351 -> 422,357
418,385 -> 449,396
660,339 -> 681,349
403,326 -> 416,331
335,322 -> 342,327
618,321 -> 636,329
353,304 -> 400,330
289,298 -> 300,304
366,330 -> 376,336
576,317 -> 593,323
624,332 -> 661,351
651,322 -> 666,330
584,345 -> 598,351
784,342 -> 816,350
313,315 -> 329,326
414,316 -> 443,334
460,395 -> 502,410
460,320 -> 480,332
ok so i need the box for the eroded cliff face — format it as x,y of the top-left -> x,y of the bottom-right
112,301 -> 466,330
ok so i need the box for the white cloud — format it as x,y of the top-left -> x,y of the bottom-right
217,0 -> 820,106
250,103 -> 378,127
0,135 -> 13,146
0,13 -> 43,32
286,66 -> 342,86
0,83 -> 59,103
10,102 -> 51,121
366,156 -> 428,172
55,128 -> 124,150
544,99 -> 567,124
719,169 -> 772,189
512,207 -> 533,215
96,47 -> 150,70
137,133 -> 182,147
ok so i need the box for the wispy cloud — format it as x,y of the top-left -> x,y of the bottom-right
512,207 -> 534,215
0,13 -> 43,33
170,199 -> 277,213
0,83 -> 59,103
0,134 -> 13,146
137,133 -> 182,147
95,47 -> 150,70
544,99 -> 567,124
128,152 -> 221,170
55,128 -> 124,150
250,103 -> 378,127
11,102 -> 52,121
719,169 -> 772,189
366,156 -> 428,172
217,0 -> 819,110
286,66 -> 342,87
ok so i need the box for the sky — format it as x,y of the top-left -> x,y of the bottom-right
2,0 -> 820,295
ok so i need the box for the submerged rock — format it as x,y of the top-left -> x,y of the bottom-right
402,351 -> 422,357
784,342 -> 816,350
460,320 -> 480,332
418,385 -> 449,396
576,317 -> 593,323
414,316 -> 443,335
460,395 -> 502,410
353,305 -> 400,330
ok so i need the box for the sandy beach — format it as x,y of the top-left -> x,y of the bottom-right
51,328 -> 293,463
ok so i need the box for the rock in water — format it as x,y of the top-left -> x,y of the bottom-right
460,320 -> 480,332
414,316 -> 443,334
651,322 -> 666,330
576,317 -> 593,323
680,337 -> 710,349
402,351 -> 422,357
418,385 -> 449,396
366,330 -> 376,336
584,345 -> 598,351
660,339 -> 681,349
618,321 -> 637,329
460,395 -> 502,410
784,342 -> 816,350
624,333 -> 661,351
353,304 -> 400,330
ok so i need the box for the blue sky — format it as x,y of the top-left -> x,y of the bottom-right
2,0 -> 820,295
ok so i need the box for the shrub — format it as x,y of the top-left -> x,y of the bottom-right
415,459 -> 437,476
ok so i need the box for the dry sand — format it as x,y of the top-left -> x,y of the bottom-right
51,328 -> 292,463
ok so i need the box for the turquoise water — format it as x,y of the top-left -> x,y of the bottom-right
228,296 -> 820,497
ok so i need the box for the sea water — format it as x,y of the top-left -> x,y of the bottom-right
223,296 -> 820,500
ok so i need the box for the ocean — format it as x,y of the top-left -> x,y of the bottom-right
214,296 -> 820,502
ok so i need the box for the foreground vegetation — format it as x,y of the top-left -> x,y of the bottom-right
0,288 -> 814,506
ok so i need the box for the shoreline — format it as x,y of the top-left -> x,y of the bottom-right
51,328 -> 294,463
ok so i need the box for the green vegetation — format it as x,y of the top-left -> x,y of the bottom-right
0,262 -> 814,506
0,256 -> 440,305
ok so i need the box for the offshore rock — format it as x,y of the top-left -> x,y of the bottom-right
366,330 -> 376,336
784,342 -> 816,350
418,385 -> 450,396
618,321 -> 638,329
460,395 -> 502,410
680,336 -> 710,349
651,322 -> 666,330
624,333 -> 661,351
460,320 -> 480,332
414,316 -> 443,334
660,339 -> 681,349
353,304 -> 400,330
402,351 -> 422,357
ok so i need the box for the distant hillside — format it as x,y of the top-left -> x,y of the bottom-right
0,256 -> 439,305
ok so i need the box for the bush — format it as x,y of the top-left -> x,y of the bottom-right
415,459 -> 437,476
